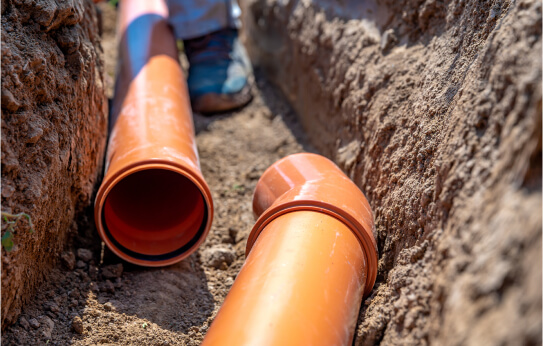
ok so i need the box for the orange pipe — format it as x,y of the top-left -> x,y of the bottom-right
94,0 -> 213,267
202,153 -> 378,345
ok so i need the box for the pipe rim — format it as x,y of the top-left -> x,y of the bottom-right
247,202 -> 378,296
94,160 -> 214,267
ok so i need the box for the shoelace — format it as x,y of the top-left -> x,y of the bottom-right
185,29 -> 236,64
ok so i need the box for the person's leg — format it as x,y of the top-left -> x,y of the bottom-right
168,0 -> 240,40
168,0 -> 252,114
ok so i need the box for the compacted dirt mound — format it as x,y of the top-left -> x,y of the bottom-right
1,0 -> 107,329
242,0 -> 542,344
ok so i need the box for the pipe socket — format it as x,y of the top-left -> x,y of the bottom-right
94,0 -> 213,267
202,153 -> 378,345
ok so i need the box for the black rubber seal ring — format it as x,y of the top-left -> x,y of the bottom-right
101,192 -> 208,262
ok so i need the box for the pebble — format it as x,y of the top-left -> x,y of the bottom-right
72,316 -> 84,334
39,316 -> 54,339
100,280 -> 115,293
101,263 -> 123,279
76,260 -> 87,269
45,302 -> 60,313
89,265 -> 99,279
69,289 -> 80,299
228,227 -> 240,243
28,318 -> 40,329
380,28 -> 398,52
69,299 -> 78,308
60,251 -> 76,270
202,245 -> 235,269
103,302 -> 115,311
77,248 -> 93,262
89,282 -> 100,292
19,316 -> 29,330
113,277 -> 122,289
1,89 -> 20,111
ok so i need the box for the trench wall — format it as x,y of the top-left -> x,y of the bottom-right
242,0 -> 542,344
1,0 -> 107,328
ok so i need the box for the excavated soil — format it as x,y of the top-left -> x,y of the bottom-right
2,4 -> 315,344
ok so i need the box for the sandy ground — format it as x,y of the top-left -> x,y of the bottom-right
2,3 -> 317,345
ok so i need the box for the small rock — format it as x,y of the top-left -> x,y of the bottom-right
39,316 -> 54,339
45,302 -> 60,313
80,270 -> 91,282
103,302 -> 115,311
1,88 -> 20,111
100,280 -> 115,293
28,318 -> 40,329
19,316 -> 30,330
2,184 -> 15,198
202,245 -> 235,269
27,125 -> 43,144
76,260 -> 87,269
101,263 -> 123,279
228,227 -> 239,243
89,265 -> 99,279
113,277 -> 122,289
69,289 -> 80,299
380,28 -> 398,52
61,251 -> 76,270
76,248 -> 93,262
72,316 -> 84,334
89,282 -> 100,292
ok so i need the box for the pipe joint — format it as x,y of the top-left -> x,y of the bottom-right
249,153 -> 378,296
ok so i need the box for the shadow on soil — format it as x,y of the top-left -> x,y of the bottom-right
87,250 -> 214,334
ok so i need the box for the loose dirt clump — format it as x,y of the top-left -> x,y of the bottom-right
1,0 -> 107,329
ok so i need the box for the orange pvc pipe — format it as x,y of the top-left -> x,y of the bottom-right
202,153 -> 378,345
94,0 -> 213,267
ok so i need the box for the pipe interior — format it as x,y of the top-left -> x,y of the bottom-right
103,169 -> 205,256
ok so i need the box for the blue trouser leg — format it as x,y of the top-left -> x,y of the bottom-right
167,0 -> 241,40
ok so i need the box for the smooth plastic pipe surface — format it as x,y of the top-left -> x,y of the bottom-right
94,0 -> 213,267
202,153 -> 378,345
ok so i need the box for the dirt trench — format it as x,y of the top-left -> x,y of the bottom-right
2,0 -> 541,345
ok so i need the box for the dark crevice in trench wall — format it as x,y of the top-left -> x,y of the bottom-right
1,0 -> 107,328
242,0 -> 542,344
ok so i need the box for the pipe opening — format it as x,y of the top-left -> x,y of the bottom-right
102,169 -> 206,258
